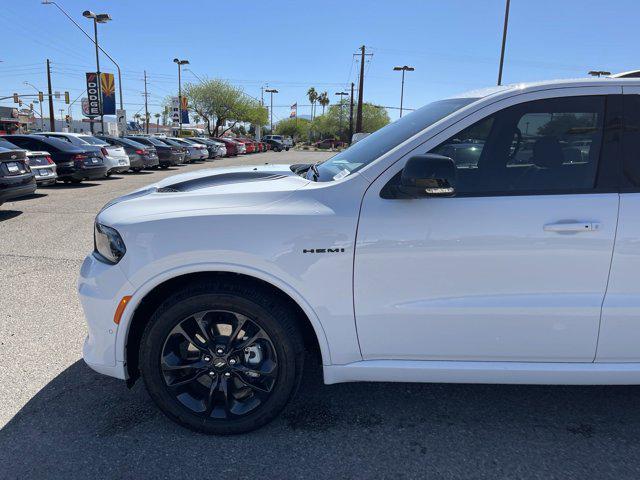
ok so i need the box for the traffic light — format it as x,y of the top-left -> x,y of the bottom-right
64,91 -> 70,104
65,115 -> 71,124
12,93 -> 19,103
38,92 -> 44,102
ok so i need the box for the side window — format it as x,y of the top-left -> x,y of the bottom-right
429,96 -> 606,195
622,95 -> 640,189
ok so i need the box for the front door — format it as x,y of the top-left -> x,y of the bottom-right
354,94 -> 619,362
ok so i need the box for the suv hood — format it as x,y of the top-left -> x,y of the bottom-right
98,164 -> 310,224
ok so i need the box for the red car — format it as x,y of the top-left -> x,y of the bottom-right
235,138 -> 255,154
212,137 -> 238,156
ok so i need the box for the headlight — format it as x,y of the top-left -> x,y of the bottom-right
94,223 -> 126,264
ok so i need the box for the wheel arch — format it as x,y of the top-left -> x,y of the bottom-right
119,266 -> 331,385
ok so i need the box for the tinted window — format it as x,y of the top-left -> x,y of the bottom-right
622,95 -> 640,188
79,136 -> 108,146
429,96 -> 605,194
0,138 -> 19,150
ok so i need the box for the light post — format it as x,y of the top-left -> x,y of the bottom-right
265,88 -> 278,133
497,0 -> 511,85
82,10 -> 111,133
42,2 -> 123,114
393,65 -> 415,118
23,82 -> 44,131
173,58 -> 189,135
335,91 -> 349,140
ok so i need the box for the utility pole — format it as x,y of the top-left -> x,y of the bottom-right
265,88 -> 278,133
143,70 -> 149,134
497,0 -> 511,86
356,45 -> 366,133
46,59 -> 55,131
349,82 -> 354,143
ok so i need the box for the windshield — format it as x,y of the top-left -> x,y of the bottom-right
310,97 -> 479,182
79,136 -> 108,146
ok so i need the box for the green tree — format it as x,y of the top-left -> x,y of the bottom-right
318,91 -> 329,115
185,79 -> 268,136
312,102 -> 390,140
307,87 -> 318,120
275,117 -> 311,140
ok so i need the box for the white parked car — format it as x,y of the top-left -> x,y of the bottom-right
80,77 -> 640,434
38,132 -> 129,175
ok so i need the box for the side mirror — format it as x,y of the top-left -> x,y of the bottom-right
382,154 -> 456,199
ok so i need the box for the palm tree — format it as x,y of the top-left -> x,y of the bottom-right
318,91 -> 329,115
307,87 -> 318,120
154,113 -> 161,132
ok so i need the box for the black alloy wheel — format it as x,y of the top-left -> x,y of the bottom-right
140,281 -> 304,434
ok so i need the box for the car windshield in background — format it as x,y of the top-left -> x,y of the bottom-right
116,137 -> 146,149
0,138 -> 20,150
311,97 -> 479,182
145,137 -> 169,147
80,136 -> 108,146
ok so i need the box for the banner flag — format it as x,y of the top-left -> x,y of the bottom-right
180,96 -> 189,124
290,103 -> 297,118
100,73 -> 116,115
84,73 -> 101,117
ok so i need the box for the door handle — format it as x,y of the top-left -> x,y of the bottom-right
543,222 -> 601,233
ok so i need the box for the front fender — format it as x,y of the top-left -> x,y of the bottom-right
115,262 -> 334,366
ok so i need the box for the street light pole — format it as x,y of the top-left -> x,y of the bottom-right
497,0 -> 511,86
173,58 -> 189,135
43,2 -> 123,112
265,88 -> 278,133
393,65 -> 415,118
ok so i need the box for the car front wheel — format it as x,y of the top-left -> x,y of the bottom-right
139,281 -> 304,434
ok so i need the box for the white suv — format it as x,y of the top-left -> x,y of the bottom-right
80,77 -> 640,434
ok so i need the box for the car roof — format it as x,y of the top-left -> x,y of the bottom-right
449,76 -> 640,102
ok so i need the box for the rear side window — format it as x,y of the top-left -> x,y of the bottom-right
429,96 -> 606,195
621,95 -> 640,189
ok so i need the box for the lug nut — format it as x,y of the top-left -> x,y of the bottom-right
203,356 -> 211,362
216,347 -> 224,355
229,358 -> 237,365
224,372 -> 231,377
208,371 -> 215,376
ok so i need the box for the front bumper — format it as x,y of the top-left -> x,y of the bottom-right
79,253 -> 134,380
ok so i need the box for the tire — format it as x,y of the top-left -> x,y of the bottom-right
139,280 -> 304,435
160,165 -> 169,169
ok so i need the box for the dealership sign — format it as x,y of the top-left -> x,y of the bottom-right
85,73 -> 101,117
100,73 -> 116,115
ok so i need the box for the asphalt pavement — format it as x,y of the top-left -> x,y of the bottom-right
2,150 -> 640,479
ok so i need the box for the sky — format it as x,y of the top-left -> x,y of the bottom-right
1,0 -> 639,125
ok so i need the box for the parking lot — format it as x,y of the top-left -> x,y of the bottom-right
1,150 -> 640,479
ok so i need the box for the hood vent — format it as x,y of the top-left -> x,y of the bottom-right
157,171 -> 288,193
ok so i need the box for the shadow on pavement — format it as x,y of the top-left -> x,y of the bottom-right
2,356 -> 640,479
48,182 -> 100,189
12,193 -> 47,202
0,209 -> 22,222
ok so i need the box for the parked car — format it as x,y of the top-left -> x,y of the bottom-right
170,137 -> 208,162
313,139 -> 344,149
264,135 -> 291,150
126,136 -> 182,167
80,76 -> 640,436
96,135 -> 159,172
153,138 -> 190,164
263,138 -> 285,152
0,147 -> 36,206
211,137 -> 238,156
234,138 -> 256,153
37,132 -> 129,176
0,137 -> 57,186
4,135 -> 106,183
180,137 -> 217,160
195,138 -> 227,158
